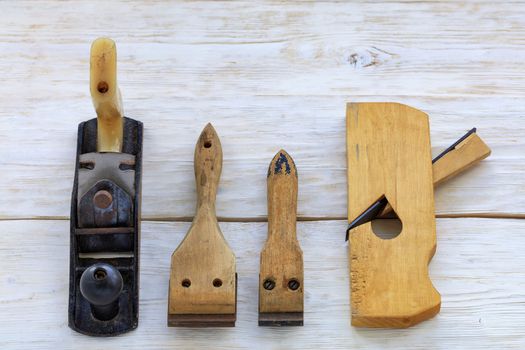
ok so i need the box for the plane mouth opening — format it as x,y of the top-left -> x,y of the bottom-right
346,195 -> 403,241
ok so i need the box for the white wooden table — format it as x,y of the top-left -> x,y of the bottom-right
1,1 -> 524,349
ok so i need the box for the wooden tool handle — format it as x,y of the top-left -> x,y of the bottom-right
194,123 -> 223,210
267,150 -> 298,241
169,123 -> 236,326
90,37 -> 123,152
259,150 -> 303,322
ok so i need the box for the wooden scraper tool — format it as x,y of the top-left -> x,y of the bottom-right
168,123 -> 237,327
259,150 -> 304,326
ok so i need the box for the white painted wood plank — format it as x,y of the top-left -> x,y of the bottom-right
0,96 -> 522,220
0,219 -> 524,349
0,2 -> 523,349
1,1 -> 525,99
1,1 -> 524,219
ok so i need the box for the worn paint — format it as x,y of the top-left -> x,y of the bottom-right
274,152 -> 291,175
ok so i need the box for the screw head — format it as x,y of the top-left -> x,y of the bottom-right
263,278 -> 276,290
93,190 -> 113,209
288,279 -> 300,291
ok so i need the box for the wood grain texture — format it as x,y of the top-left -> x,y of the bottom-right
380,131 -> 492,218
168,124 -> 236,326
259,150 -> 303,325
432,132 -> 492,187
0,1 -> 524,220
1,219 -> 524,348
347,103 -> 440,327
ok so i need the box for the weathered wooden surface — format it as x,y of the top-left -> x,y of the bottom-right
1,219 -> 524,349
0,0 -> 524,348
0,1 -> 524,220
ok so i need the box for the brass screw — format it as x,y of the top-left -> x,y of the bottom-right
93,190 -> 113,209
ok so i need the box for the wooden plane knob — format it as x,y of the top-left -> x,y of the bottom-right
90,37 -> 123,152
259,150 -> 304,326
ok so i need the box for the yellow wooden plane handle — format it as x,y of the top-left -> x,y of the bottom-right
90,37 -> 123,152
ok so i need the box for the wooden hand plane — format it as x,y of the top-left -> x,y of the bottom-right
68,38 -> 143,336
345,102 -> 492,328
168,123 -> 237,327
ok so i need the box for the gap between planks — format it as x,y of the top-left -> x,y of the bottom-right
0,213 -> 524,222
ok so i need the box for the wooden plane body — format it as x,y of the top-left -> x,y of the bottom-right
346,102 -> 441,328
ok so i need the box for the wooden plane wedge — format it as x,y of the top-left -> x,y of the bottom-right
346,127 -> 491,236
